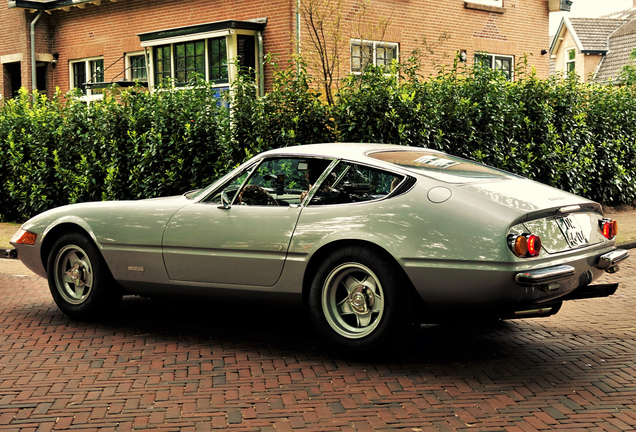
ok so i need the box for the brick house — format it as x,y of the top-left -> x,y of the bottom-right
550,2 -> 636,83
1,0 -> 571,102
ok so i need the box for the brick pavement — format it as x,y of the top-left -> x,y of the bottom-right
1,257 -> 635,431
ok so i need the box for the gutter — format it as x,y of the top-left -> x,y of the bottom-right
257,31 -> 264,96
30,10 -> 43,92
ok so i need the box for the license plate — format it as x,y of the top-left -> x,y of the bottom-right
556,215 -> 589,248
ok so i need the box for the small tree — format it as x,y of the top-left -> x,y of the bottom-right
298,0 -> 391,105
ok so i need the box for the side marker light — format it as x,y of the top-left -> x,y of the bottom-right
11,229 -> 37,245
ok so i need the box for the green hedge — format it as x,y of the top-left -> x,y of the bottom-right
1,59 -> 635,222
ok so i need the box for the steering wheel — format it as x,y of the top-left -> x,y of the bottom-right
237,185 -> 279,206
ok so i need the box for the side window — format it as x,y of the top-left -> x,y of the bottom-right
307,161 -> 404,206
207,158 -> 326,207
204,169 -> 252,205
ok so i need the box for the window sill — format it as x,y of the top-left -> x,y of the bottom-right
464,2 -> 506,13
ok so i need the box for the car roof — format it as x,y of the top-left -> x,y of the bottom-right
260,143 -> 437,163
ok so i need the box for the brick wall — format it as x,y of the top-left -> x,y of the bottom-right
0,7 -> 53,98
298,0 -> 550,84
3,0 -> 550,98
0,7 -> 27,98
46,0 -> 296,95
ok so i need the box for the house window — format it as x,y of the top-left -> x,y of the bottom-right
127,54 -> 147,81
139,20 -> 265,91
566,48 -> 576,73
475,53 -> 514,80
152,36 -> 250,86
70,57 -> 104,97
351,40 -> 398,73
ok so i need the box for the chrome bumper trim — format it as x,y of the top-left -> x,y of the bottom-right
515,264 -> 575,286
597,249 -> 629,270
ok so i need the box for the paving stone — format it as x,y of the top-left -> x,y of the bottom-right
1,257 -> 636,430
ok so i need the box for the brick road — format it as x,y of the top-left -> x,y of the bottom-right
1,256 -> 635,432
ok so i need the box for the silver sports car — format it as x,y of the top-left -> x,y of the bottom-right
10,143 -> 629,351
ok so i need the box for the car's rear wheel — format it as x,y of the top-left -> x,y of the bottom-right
309,246 -> 416,353
47,232 -> 121,319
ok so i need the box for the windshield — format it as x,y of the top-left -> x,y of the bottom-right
368,150 -> 519,184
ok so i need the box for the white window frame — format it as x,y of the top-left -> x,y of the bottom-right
565,48 -> 576,73
125,52 -> 148,82
69,56 -> 104,103
142,30 -> 258,90
350,39 -> 399,74
475,53 -> 514,81
466,0 -> 503,7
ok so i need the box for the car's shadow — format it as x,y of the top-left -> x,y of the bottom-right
89,295 -> 523,364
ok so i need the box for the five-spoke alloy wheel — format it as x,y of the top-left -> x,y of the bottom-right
47,232 -> 121,319
309,246 -> 415,353
321,262 -> 385,339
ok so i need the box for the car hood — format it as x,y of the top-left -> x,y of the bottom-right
459,179 -> 595,214
21,194 -> 191,244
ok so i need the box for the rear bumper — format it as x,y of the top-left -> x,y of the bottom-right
3,248 -> 17,259
514,249 -> 629,287
596,249 -> 629,270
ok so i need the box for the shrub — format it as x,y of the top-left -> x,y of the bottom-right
1,57 -> 636,222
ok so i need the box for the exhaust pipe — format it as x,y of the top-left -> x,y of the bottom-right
504,301 -> 563,320
3,249 -> 17,259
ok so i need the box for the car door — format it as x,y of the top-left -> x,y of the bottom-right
161,157 -> 320,287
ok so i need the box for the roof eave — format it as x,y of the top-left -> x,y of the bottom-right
8,0 -> 104,12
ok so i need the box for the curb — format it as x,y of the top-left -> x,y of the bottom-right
617,240 -> 636,251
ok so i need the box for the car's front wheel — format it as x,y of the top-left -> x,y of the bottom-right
47,232 -> 121,319
309,246 -> 416,353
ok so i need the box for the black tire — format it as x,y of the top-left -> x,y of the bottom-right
46,232 -> 121,319
309,245 -> 416,353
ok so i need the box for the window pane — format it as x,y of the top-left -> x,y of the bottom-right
154,45 -> 172,85
72,62 -> 87,94
307,161 -> 403,205
174,40 -> 205,85
208,37 -> 229,84
568,49 -> 576,60
494,56 -> 512,80
238,35 -> 256,80
351,41 -> 373,72
130,55 -> 147,80
90,59 -> 104,83
376,44 -> 397,69
237,158 -> 314,206
475,54 -> 492,68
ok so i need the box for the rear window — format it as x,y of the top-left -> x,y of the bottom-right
368,150 -> 519,184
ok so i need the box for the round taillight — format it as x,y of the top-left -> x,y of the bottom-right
513,235 -> 528,256
509,233 -> 542,258
526,234 -> 542,257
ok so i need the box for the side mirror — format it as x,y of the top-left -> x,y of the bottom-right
218,191 -> 231,209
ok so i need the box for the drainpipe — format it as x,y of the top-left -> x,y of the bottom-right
296,0 -> 301,69
31,10 -> 44,92
257,31 -> 264,96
